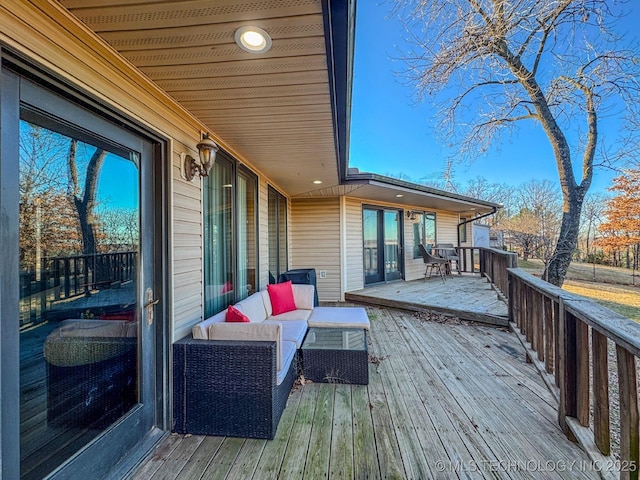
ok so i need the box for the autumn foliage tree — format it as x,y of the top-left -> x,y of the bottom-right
596,168 -> 640,272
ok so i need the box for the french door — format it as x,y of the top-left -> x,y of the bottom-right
1,67 -> 162,479
363,207 -> 403,285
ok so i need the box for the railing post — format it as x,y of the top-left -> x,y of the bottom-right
543,297 -> 553,374
53,258 -> 61,300
558,297 -> 577,440
63,258 -> 71,298
553,300 -> 560,388
592,330 -> 610,455
40,257 -> 47,317
576,319 -> 589,427
617,345 -> 640,480
508,272 -> 514,324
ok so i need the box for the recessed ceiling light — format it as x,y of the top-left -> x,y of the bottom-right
235,26 -> 272,54
395,194 -> 404,198
313,180 -> 323,185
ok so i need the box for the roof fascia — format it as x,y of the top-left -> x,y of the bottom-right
322,0 -> 356,183
345,172 -> 503,210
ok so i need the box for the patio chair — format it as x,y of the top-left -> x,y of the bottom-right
418,244 -> 447,283
435,243 -> 460,274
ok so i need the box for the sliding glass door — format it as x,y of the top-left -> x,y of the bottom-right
203,156 -> 258,318
268,186 -> 287,282
363,207 -> 403,285
2,68 -> 162,480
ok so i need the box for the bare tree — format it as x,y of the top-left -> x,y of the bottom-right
68,139 -> 107,255
394,0 -> 640,285
499,179 -> 561,272
98,207 -> 139,252
460,176 -> 513,224
19,124 -> 81,269
579,191 -> 608,264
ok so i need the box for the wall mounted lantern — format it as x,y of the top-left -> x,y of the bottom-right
184,133 -> 219,182
406,210 -> 420,223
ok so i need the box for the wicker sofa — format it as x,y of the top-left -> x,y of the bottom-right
43,319 -> 137,428
173,285 -> 369,439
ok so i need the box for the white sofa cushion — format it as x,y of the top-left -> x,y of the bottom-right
269,309 -> 312,322
207,322 -> 283,371
264,319 -> 308,348
308,306 -> 370,330
52,319 -> 137,338
260,290 -> 273,317
192,309 -> 227,340
260,284 -> 315,316
235,293 -> 268,323
292,284 -> 315,310
278,341 -> 297,385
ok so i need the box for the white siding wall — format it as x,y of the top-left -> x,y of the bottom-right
172,157 -> 204,340
403,216 -> 424,282
290,198 -> 341,302
344,198 -> 364,292
437,211 -> 459,244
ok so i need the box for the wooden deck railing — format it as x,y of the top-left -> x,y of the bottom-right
19,251 -> 137,328
509,268 -> 640,479
456,247 -> 517,299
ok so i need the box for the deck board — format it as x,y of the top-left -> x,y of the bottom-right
303,384 -> 333,479
128,307 -> 600,480
345,276 -> 509,326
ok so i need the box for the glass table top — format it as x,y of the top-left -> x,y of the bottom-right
301,327 -> 367,351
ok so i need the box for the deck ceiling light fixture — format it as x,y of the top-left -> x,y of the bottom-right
235,26 -> 272,54
184,133 -> 219,182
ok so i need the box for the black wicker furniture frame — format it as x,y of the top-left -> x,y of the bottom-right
173,336 -> 297,440
45,336 -> 137,428
301,327 -> 368,385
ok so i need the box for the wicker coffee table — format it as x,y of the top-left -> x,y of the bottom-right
301,327 -> 368,385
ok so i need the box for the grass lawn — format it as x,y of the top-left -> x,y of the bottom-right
517,259 -> 640,322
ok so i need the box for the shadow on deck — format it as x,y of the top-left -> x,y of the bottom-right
345,275 -> 509,326
128,307 -> 599,480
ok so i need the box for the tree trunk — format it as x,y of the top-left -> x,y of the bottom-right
544,194 -> 583,286
74,198 -> 96,256
68,143 -> 106,256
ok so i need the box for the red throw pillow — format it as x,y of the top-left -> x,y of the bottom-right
225,305 -> 250,323
267,281 -> 297,315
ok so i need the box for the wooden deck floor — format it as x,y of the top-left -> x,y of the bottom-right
345,276 -> 509,326
128,307 -> 598,480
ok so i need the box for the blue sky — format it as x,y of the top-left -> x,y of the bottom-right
349,1 -> 640,195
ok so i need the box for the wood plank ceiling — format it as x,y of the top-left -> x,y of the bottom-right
59,0 -> 340,196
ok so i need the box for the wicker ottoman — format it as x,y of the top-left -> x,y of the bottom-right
301,327 -> 368,385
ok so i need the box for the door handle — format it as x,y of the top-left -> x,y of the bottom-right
144,298 -> 160,308
144,288 -> 159,325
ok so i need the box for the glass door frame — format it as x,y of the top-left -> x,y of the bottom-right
363,205 -> 404,285
1,57 -> 170,479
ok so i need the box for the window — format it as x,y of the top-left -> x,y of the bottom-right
237,166 -> 258,300
459,217 -> 468,243
268,186 -> 287,282
413,211 -> 437,258
203,154 -> 258,318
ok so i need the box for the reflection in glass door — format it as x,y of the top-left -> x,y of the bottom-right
18,119 -> 141,479
6,69 -> 162,478
363,207 -> 403,285
363,209 -> 383,284
384,210 -> 402,281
